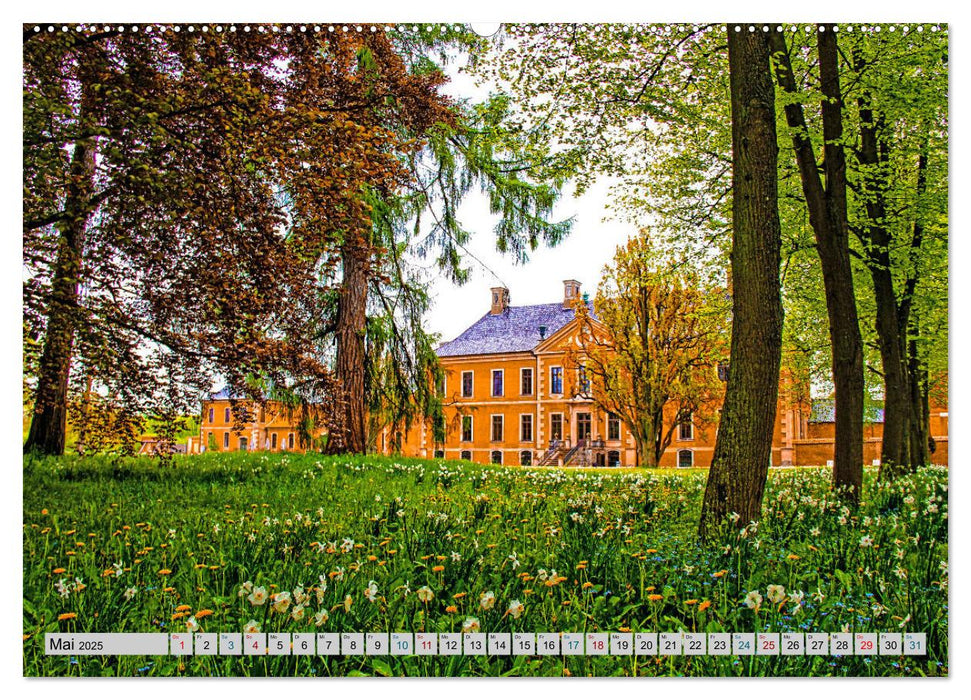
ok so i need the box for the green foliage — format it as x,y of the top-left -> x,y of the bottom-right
23,453 -> 947,677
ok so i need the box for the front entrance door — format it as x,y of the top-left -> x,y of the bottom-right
577,413 -> 591,443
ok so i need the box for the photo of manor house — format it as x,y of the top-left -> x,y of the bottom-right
378,280 -> 948,468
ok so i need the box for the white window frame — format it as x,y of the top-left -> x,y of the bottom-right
208,407 -> 214,423
520,413 -> 533,442
461,414 -> 473,442
678,414 -> 694,441
224,406 -> 231,423
550,412 -> 564,442
677,449 -> 694,468
223,432 -> 229,448
550,365 -> 564,395
520,367 -> 533,396
491,369 -> 504,397
461,370 -> 474,398
607,413 -> 621,441
491,414 -> 504,442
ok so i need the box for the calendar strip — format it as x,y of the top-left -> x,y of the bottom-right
44,631 -> 927,657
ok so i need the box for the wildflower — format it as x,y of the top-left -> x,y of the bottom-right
57,612 -> 77,622
648,594 -> 663,602
462,617 -> 480,633
812,588 -> 826,604
451,551 -> 462,562
124,586 -> 138,601
248,586 -> 269,607
810,527 -> 821,537
445,605 -> 458,614
898,614 -> 911,629
314,609 -> 329,627
175,604 -> 191,612
195,609 -> 213,619
789,591 -> 804,611
698,600 -> 712,612
344,595 -> 353,612
243,620 -> 260,633
480,591 -> 496,611
272,591 -> 292,613
185,617 -> 199,633
291,604 -> 305,622
507,600 -> 524,619
859,535 -> 874,548
364,581 -> 379,603
766,585 -> 786,604
417,586 -> 434,603
432,565 -> 445,573
158,569 -> 172,576
55,579 -> 70,599
684,599 -> 698,606
743,590 -> 762,610
238,581 -> 253,597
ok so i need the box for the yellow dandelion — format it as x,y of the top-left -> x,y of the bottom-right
432,565 -> 445,573
195,609 -> 214,619
158,569 -> 172,576
175,604 -> 191,612
57,612 -> 77,621
445,605 -> 458,614
52,568 -> 66,574
698,600 -> 712,612
452,592 -> 467,600
648,594 -> 663,602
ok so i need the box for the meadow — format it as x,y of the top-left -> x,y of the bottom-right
22,452 -> 948,677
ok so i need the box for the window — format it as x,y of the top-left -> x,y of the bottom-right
492,369 -> 504,397
288,433 -> 294,449
491,450 -> 503,465
578,364 -> 590,395
550,366 -> 563,395
271,433 -> 278,450
678,414 -> 694,441
550,414 -> 563,442
520,450 -> 532,466
577,412 -> 591,441
520,414 -> 533,442
433,449 -> 445,459
223,432 -> 229,449
491,415 -> 504,442
677,449 -> 693,468
224,407 -> 231,423
607,413 -> 621,441
462,371 -> 474,398
460,450 -> 472,461
521,368 -> 533,395
461,415 -> 473,442
239,436 -> 248,451
436,375 -> 446,397
207,407 -> 214,423
607,450 -> 621,467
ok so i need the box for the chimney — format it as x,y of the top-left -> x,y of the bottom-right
490,286 -> 510,315
539,325 -> 548,340
563,279 -> 581,309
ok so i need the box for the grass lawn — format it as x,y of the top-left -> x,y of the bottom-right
22,452 -> 948,677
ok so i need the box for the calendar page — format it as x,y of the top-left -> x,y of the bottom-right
21,18 -> 949,680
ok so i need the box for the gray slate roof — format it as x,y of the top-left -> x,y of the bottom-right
436,302 -> 593,357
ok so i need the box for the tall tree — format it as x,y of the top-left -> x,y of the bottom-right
769,25 -> 864,500
573,233 -> 727,466
698,26 -> 783,539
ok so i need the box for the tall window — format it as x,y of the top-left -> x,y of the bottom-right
678,414 -> 694,441
491,415 -> 504,442
288,433 -> 294,449
578,364 -> 590,394
224,407 -> 231,422
491,450 -> 503,465
577,412 -> 591,441
271,433 -> 278,450
492,369 -> 504,397
223,432 -> 229,448
550,414 -> 563,442
520,414 -> 533,442
207,407 -> 214,423
239,436 -> 248,451
436,376 -> 446,397
607,413 -> 621,441
461,415 -> 473,442
550,366 -> 563,395
678,449 -> 693,468
462,371 -> 474,398
521,368 -> 533,395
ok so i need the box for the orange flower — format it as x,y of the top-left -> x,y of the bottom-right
172,612 -> 187,621
648,594 -> 663,602
445,605 -> 458,614
41,509 -> 48,516
698,600 -> 712,612
195,610 -> 214,619
52,568 -> 66,574
787,554 -> 800,561
158,569 -> 172,576
452,592 -> 467,600
175,604 -> 191,612
582,582 -> 594,590
432,566 -> 445,573
57,613 -> 77,621
684,599 -> 698,605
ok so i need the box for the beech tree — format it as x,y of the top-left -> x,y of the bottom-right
573,233 -> 728,466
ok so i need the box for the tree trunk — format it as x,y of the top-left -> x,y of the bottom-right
770,26 -> 864,502
329,241 -> 369,455
908,318 -> 930,467
699,26 -> 783,540
24,130 -> 96,456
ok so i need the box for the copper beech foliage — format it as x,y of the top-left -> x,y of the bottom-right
23,25 -> 456,455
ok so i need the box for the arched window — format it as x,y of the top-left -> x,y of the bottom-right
460,450 -> 472,462
677,449 -> 693,468
520,450 -> 532,466
433,449 -> 445,459
491,450 -> 503,465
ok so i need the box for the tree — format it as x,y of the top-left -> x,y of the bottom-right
698,26 -> 784,539
573,233 -> 727,466
769,25 -> 864,501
